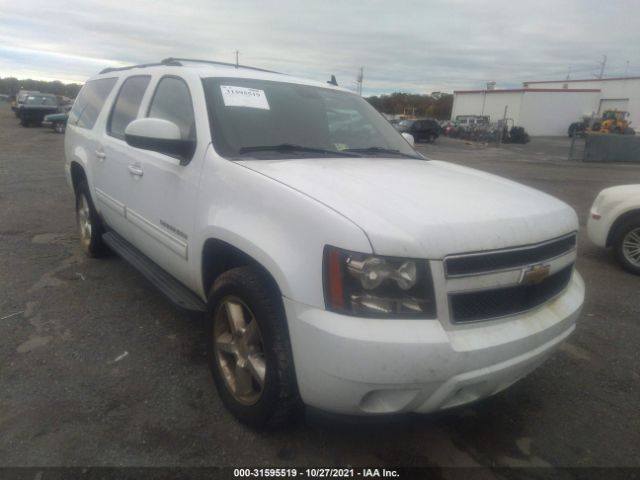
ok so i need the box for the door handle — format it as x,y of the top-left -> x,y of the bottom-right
95,150 -> 106,161
127,164 -> 144,177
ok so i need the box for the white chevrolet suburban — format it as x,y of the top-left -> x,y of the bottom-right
64,58 -> 585,428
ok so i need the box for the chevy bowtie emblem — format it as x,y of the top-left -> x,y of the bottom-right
522,264 -> 551,285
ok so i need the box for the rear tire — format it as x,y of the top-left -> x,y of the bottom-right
75,181 -> 108,257
206,266 -> 302,429
613,218 -> 640,275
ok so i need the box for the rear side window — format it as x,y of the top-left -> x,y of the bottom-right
148,77 -> 196,140
69,78 -> 117,129
108,76 -> 151,139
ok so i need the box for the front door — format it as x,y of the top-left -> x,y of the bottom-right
125,75 -> 205,291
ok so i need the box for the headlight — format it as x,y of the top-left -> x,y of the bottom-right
323,246 -> 436,318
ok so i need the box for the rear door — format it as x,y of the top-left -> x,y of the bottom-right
412,121 -> 425,141
95,75 -> 151,239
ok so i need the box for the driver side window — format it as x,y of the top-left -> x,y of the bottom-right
148,77 -> 196,141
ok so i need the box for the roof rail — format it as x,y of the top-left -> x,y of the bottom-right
99,58 -> 282,76
99,58 -> 181,74
161,57 -> 283,74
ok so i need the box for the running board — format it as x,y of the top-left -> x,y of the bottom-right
102,231 -> 207,312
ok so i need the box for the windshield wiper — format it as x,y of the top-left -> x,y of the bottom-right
237,144 -> 361,157
343,147 -> 422,159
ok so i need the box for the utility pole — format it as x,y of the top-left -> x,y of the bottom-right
235,50 -> 239,69
356,67 -> 364,96
598,55 -> 607,79
625,60 -> 630,76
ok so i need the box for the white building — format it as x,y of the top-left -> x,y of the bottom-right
451,76 -> 640,136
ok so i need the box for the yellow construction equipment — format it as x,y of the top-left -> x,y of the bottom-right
596,110 -> 634,134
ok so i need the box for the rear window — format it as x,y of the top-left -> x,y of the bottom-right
25,95 -> 57,106
69,78 -> 117,130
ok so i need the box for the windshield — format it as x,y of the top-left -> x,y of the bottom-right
202,77 -> 420,159
25,95 -> 57,106
398,120 -> 414,128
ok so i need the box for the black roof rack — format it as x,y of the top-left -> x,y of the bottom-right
99,59 -> 181,74
161,58 -> 283,74
99,58 -> 282,75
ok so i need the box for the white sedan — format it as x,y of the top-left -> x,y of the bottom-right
587,185 -> 640,274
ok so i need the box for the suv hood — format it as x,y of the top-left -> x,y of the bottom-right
237,158 -> 578,258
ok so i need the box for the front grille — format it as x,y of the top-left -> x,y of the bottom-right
449,264 -> 574,323
445,234 -> 576,277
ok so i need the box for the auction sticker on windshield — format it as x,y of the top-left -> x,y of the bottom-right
220,85 -> 270,110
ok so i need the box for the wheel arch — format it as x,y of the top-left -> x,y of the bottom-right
70,161 -> 87,193
201,238 -> 284,300
607,208 -> 640,247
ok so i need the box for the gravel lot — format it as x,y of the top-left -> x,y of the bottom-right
1,106 -> 639,474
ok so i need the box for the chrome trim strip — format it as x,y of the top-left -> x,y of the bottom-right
444,232 -> 577,278
446,249 -> 577,293
126,208 -> 188,260
95,188 -> 126,217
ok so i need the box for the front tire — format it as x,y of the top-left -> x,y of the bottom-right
75,181 -> 108,257
206,266 -> 302,429
613,218 -> 640,275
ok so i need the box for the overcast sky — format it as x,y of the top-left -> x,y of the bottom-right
1,0 -> 639,95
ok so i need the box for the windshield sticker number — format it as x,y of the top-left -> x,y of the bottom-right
220,86 -> 270,110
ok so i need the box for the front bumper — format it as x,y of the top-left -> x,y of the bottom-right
285,270 -> 584,415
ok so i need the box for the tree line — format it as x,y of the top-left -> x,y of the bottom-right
366,92 -> 453,119
0,77 -> 82,99
0,77 -> 454,120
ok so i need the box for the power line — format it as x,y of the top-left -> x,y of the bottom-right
598,55 -> 607,79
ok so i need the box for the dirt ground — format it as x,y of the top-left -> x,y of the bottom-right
1,106 -> 639,476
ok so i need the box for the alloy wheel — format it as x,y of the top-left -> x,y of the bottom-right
77,194 -> 92,250
622,227 -> 640,267
213,296 -> 266,405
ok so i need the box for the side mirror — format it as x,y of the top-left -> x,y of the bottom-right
401,132 -> 415,147
125,118 -> 195,162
